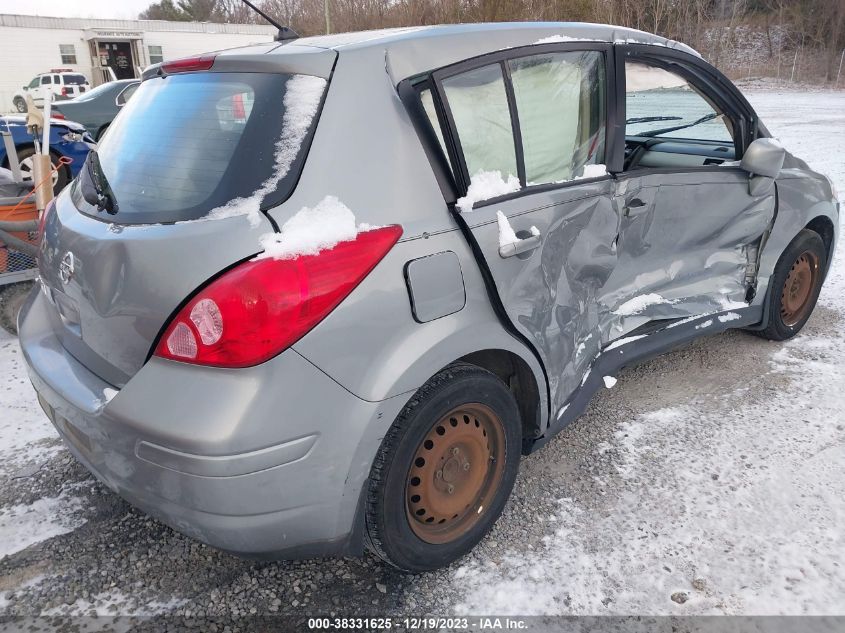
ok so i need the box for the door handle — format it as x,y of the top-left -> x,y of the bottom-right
624,197 -> 647,217
499,232 -> 542,258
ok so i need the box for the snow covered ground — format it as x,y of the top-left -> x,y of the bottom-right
0,89 -> 842,618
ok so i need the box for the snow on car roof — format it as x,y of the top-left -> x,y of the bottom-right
281,22 -> 700,81
292,22 -> 692,51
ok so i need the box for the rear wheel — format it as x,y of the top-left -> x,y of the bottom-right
753,229 -> 826,341
366,363 -> 521,572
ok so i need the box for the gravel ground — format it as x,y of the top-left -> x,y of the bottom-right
0,89 -> 843,625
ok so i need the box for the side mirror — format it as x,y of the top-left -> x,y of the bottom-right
22,86 -> 28,91
741,138 -> 786,196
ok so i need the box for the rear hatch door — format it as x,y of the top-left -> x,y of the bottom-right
38,50 -> 334,386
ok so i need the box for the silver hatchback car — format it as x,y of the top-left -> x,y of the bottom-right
20,23 -> 838,572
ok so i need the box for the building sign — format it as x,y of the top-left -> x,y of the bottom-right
85,30 -> 144,40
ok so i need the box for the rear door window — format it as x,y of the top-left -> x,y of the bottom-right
429,47 -> 610,206
508,51 -> 606,184
84,72 -> 327,224
441,64 -> 518,186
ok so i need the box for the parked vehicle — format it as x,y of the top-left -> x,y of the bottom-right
19,23 -> 838,572
52,79 -> 140,141
12,70 -> 90,112
0,116 -> 95,194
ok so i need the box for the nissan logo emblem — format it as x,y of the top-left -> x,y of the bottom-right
59,252 -> 75,285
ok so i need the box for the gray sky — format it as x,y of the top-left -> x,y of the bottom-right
2,0 -> 153,19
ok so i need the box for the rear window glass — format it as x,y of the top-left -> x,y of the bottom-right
64,74 -> 88,85
83,72 -> 326,224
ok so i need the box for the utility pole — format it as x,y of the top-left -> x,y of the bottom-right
324,0 -> 331,34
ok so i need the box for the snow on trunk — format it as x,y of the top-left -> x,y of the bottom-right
258,195 -> 377,260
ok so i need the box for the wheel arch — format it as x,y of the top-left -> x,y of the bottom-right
804,215 -> 835,275
458,348 -> 543,450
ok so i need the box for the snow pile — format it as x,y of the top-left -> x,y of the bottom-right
496,211 -> 539,251
534,35 -> 594,44
0,491 -> 88,559
602,376 -> 617,388
528,164 -> 608,187
258,195 -> 376,260
207,75 -> 326,226
456,171 -> 520,213
495,211 -> 518,248
604,333 -> 647,351
578,164 -> 608,180
717,296 -> 748,311
613,293 -> 674,316
718,312 -> 742,323
42,589 -> 188,617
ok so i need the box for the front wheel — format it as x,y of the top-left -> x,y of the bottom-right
365,363 -> 522,572
13,97 -> 26,113
753,228 -> 827,341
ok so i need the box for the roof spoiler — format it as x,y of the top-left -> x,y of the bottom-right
239,0 -> 300,44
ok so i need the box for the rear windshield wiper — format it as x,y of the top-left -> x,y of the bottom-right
80,150 -> 119,214
625,115 -> 683,125
640,112 -> 720,138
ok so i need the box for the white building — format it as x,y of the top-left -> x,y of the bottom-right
0,13 -> 276,110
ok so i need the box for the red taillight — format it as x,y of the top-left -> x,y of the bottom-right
37,198 -> 56,243
51,111 -> 66,120
154,225 -> 403,368
161,54 -> 216,74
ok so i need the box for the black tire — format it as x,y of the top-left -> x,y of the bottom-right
0,283 -> 32,336
365,363 -> 522,572
13,97 -> 27,113
96,124 -> 110,142
753,229 -> 826,341
13,147 -> 70,195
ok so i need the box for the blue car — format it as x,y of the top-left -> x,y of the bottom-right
0,115 -> 96,194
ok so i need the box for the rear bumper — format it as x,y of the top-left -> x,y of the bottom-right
19,285 -> 407,559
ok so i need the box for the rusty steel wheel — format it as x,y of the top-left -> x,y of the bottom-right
780,250 -> 819,327
365,363 -> 521,571
753,229 -> 826,342
405,404 -> 506,544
